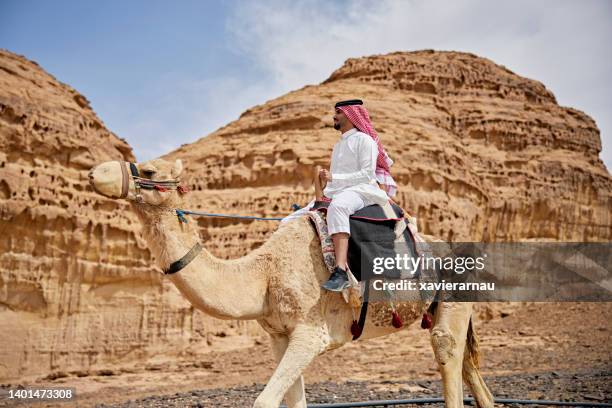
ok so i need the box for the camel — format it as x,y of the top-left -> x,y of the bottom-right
88,158 -> 494,408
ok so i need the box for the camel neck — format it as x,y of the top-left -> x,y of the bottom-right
134,203 -> 268,320
135,204 -> 201,270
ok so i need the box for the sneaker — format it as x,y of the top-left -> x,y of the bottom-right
322,266 -> 350,292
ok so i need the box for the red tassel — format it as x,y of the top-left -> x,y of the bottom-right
421,313 -> 433,329
177,185 -> 189,195
351,320 -> 362,338
391,311 -> 403,328
154,185 -> 168,192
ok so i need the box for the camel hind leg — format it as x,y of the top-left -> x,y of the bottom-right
462,318 -> 494,408
431,302 -> 494,408
430,302 -> 471,408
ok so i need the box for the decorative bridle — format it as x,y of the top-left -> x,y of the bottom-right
102,161 -> 286,275
117,161 -> 188,202
114,161 -> 198,275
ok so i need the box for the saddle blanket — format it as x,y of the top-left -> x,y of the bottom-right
308,200 -> 423,282
304,201 -> 438,336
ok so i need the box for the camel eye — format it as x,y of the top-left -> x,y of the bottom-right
142,169 -> 156,178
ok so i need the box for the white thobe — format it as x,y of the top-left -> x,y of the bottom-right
323,128 -> 389,207
281,128 -> 390,234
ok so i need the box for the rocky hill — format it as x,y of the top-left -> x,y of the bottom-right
0,50 -> 255,381
166,50 -> 611,259
1,48 -> 610,381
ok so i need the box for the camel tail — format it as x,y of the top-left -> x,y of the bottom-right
462,316 -> 494,408
465,317 -> 480,367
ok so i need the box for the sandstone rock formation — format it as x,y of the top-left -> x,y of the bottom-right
0,50 -> 257,381
167,50 -> 611,261
1,48 -> 610,381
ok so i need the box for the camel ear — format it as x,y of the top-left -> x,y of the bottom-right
171,159 -> 183,179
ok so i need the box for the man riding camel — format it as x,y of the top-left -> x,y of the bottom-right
282,99 -> 397,292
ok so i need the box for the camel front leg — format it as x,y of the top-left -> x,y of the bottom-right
269,334 -> 307,408
430,302 -> 472,408
254,325 -> 329,408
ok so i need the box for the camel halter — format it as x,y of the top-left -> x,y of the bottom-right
114,162 -> 284,274
113,161 -> 199,274
118,161 -> 188,201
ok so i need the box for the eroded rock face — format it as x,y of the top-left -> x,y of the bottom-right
0,50 -> 256,381
167,50 -> 610,260
1,49 -> 610,381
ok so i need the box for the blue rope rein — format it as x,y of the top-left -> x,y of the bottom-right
175,204 -> 302,223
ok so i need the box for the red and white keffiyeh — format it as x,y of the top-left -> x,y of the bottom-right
338,104 -> 398,197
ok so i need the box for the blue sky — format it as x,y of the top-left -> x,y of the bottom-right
1,0 -> 611,171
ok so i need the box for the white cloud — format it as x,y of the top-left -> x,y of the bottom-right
226,0 -> 612,170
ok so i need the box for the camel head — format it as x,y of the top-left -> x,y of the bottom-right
88,158 -> 186,206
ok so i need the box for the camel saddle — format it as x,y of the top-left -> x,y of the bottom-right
306,199 -> 438,340
309,199 -> 420,282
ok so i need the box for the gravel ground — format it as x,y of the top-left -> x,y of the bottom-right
2,303 -> 610,408
96,368 -> 611,408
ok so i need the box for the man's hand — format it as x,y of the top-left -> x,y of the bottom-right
378,183 -> 396,204
319,168 -> 332,182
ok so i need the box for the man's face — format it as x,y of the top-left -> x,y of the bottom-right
333,108 -> 350,131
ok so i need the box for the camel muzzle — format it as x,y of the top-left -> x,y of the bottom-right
89,161 -> 185,200
89,161 -> 129,198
